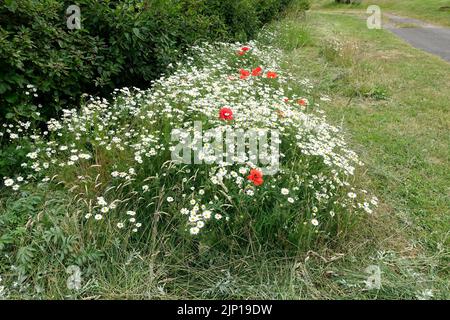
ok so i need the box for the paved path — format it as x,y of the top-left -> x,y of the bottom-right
383,13 -> 450,62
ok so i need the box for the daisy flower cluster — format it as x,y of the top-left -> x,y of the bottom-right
1,35 -> 378,245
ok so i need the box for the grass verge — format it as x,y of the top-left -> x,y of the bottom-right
267,8 -> 449,299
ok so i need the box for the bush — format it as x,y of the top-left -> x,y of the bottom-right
0,0 -> 111,121
0,0 -> 301,176
0,0 -> 297,123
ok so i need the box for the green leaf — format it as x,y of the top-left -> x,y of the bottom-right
133,27 -> 143,40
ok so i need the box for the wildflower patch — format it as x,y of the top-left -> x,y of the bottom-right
2,38 -> 377,247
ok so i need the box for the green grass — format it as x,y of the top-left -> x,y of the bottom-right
311,0 -> 450,27
269,9 -> 449,298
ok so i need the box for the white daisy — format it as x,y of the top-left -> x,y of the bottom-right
202,210 -> 212,219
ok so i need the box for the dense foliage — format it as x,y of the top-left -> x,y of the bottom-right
0,0 -> 302,123
0,0 -> 312,176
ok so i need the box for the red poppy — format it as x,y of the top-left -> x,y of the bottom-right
283,97 -> 289,103
241,46 -> 250,51
252,66 -> 263,76
266,71 -> 278,79
298,98 -> 308,106
240,69 -> 250,79
237,50 -> 245,56
219,107 -> 233,121
247,169 -> 263,186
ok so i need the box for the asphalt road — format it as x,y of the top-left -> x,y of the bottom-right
384,13 -> 450,62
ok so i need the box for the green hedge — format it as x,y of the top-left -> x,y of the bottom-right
0,0 -> 301,122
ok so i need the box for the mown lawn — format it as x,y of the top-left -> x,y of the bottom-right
311,0 -> 450,27
269,8 -> 449,298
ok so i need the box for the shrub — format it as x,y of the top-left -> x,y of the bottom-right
0,0 -> 297,123
0,0 -> 116,121
0,0 -> 301,176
